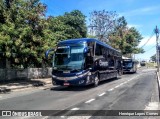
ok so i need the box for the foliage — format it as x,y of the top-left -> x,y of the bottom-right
0,1 -> 87,68
0,0 -> 53,68
0,1 -> 143,68
47,10 -> 87,42
63,10 -> 87,38
89,10 -> 117,42
150,54 -> 156,62
108,16 -> 144,55
88,10 -> 144,56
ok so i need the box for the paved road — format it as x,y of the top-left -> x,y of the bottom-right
0,68 -> 159,119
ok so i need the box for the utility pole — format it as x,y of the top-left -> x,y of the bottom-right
88,25 -> 97,36
155,26 -> 159,71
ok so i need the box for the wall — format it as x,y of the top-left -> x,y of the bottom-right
0,68 -> 52,81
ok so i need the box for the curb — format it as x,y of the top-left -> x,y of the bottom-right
10,82 -> 52,90
156,71 -> 160,101
156,71 -> 160,111
0,82 -> 52,93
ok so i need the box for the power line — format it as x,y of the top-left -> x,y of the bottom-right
141,27 -> 157,53
144,45 -> 156,52
140,32 -> 154,48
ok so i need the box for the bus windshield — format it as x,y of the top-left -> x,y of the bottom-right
53,45 -> 85,71
123,61 -> 133,68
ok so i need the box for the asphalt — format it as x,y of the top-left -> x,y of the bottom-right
0,66 -> 155,93
0,68 -> 159,119
0,66 -> 149,92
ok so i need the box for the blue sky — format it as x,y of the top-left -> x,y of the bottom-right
41,0 -> 160,61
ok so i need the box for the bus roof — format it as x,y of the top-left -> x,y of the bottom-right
58,38 -> 120,53
122,58 -> 138,62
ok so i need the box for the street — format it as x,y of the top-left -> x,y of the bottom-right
1,0 -> 160,119
0,68 -> 159,119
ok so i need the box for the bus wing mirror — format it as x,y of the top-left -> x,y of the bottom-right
83,47 -> 92,54
45,48 -> 55,59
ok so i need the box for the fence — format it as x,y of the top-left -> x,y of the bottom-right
0,68 -> 52,82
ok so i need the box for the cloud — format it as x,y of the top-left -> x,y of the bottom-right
138,35 -> 156,47
120,6 -> 160,17
135,35 -> 156,60
128,24 -> 142,29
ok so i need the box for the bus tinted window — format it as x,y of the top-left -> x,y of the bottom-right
95,43 -> 102,56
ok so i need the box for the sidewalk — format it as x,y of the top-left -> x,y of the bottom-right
0,78 -> 52,93
156,71 -> 160,110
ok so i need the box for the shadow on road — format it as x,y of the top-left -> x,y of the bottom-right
50,77 -> 119,91
0,79 -> 46,87
123,72 -> 137,75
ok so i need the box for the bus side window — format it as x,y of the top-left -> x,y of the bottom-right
117,60 -> 122,69
95,43 -> 102,56
109,59 -> 114,67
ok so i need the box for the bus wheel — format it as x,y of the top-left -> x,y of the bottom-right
115,72 -> 118,79
118,70 -> 123,76
94,75 -> 99,87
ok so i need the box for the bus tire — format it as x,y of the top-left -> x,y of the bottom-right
115,71 -> 118,79
118,70 -> 122,76
94,75 -> 99,87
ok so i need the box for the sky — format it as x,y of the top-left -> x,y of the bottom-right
41,0 -> 160,61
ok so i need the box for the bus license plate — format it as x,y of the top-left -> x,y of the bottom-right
64,83 -> 70,86
63,71 -> 70,73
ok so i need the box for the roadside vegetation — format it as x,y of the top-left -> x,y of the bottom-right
0,0 -> 144,68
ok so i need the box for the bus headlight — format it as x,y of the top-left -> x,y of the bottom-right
52,75 -> 56,78
88,72 -> 91,76
86,76 -> 90,83
52,80 -> 56,85
79,80 -> 85,84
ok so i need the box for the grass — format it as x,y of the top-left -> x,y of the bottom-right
146,62 -> 157,67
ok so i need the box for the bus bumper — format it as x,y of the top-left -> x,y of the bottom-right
52,76 -> 90,86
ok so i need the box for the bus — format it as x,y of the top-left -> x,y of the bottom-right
45,38 -> 123,87
140,60 -> 146,66
122,57 -> 138,73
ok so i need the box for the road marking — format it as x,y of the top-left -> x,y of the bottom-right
98,92 -> 106,96
67,116 -> 91,119
144,102 -> 159,110
108,88 -> 114,91
85,99 -> 95,103
71,107 -> 80,110
115,85 -> 120,88
60,108 -> 80,118
128,77 -> 134,81
118,83 -> 124,86
42,116 -> 49,119
124,81 -> 127,84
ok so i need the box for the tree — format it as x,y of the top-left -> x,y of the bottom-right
150,54 -> 156,62
47,16 -> 69,43
108,16 -> 144,56
89,10 -> 117,42
0,0 -> 55,68
48,10 -> 87,42
63,10 -> 87,39
0,3 -> 87,68
108,16 -> 127,50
